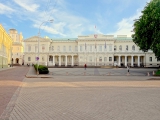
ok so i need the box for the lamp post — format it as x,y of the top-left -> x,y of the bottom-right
37,19 -> 53,75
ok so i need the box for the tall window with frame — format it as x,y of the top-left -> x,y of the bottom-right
63,46 -> 66,52
132,45 -> 135,51
58,46 -> 60,51
109,45 -> 112,51
28,57 -> 31,61
75,46 -> 77,51
114,45 -> 117,51
52,46 -> 54,51
90,45 -> 92,52
99,57 -> 102,62
99,45 -> 102,52
69,46 -> 71,51
149,57 -> 152,62
42,44 -> 45,52
126,45 -> 128,51
28,45 -> 31,52
80,45 -> 82,52
35,45 -> 38,52
119,45 -> 122,51
109,57 -> 112,62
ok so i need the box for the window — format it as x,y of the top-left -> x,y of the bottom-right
157,58 -> 160,61
119,45 -> 122,51
109,57 -> 112,61
126,45 -> 128,51
104,57 -> 107,61
80,46 -> 82,51
99,57 -> 102,62
52,46 -> 54,51
149,57 -> 152,62
75,46 -> 77,51
127,57 -> 128,62
35,45 -> 38,52
28,45 -> 31,52
90,45 -> 92,51
133,57 -> 135,62
99,45 -> 102,51
114,46 -> 117,51
114,57 -> 117,61
109,45 -> 112,51
69,46 -> 71,51
42,45 -> 45,52
28,57 -> 31,61
58,46 -> 60,51
63,46 -> 66,51
132,45 -> 135,51
89,56 -> 92,61
42,56 -> 44,61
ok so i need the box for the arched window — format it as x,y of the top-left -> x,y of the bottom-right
132,45 -> 135,51
119,45 -> 122,51
99,57 -> 102,62
126,45 -> 128,51
114,45 -> 117,51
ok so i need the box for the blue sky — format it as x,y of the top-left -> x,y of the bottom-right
0,0 -> 150,39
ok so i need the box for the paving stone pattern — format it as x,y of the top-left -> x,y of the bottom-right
7,76 -> 160,120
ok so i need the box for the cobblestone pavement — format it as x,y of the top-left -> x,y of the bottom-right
0,67 -> 29,119
6,75 -> 160,120
48,68 -> 158,76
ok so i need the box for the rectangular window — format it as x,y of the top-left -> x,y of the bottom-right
35,45 -> 38,52
63,46 -> 66,51
89,56 -> 92,61
28,57 -> 31,61
75,46 -> 77,51
133,57 -> 135,62
52,46 -> 54,51
149,57 -> 152,62
109,57 -> 112,61
109,45 -> 112,51
90,45 -> 92,52
69,46 -> 71,51
157,58 -> 160,61
80,46 -> 82,51
99,45 -> 102,51
28,46 -> 31,52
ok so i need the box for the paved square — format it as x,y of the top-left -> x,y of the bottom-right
4,68 -> 160,120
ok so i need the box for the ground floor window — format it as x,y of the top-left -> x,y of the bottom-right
149,57 -> 152,62
109,57 -> 112,61
99,57 -> 102,62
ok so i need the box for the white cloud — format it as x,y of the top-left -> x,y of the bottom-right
109,9 -> 142,37
0,3 -> 14,14
13,0 -> 39,12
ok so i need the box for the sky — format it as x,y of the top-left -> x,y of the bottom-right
0,0 -> 150,39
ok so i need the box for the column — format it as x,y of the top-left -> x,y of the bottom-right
53,55 -> 55,66
71,55 -> 74,66
65,55 -> 67,66
118,56 -> 121,66
125,55 -> 127,67
59,55 -> 61,66
138,56 -> 140,67
131,56 -> 134,67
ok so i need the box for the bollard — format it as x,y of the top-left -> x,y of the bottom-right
147,72 -> 150,76
153,71 -> 155,75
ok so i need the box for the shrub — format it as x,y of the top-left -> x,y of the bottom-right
34,64 -> 49,74
155,70 -> 160,76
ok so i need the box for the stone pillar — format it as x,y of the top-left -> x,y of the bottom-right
65,55 -> 67,66
53,55 -> 55,66
131,56 -> 134,67
118,56 -> 121,66
59,55 -> 61,66
72,55 -> 74,66
125,55 -> 127,67
138,56 -> 140,67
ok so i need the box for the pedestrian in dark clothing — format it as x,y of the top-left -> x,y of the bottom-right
84,64 -> 87,70
127,65 -> 130,73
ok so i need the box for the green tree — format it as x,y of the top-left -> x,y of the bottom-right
132,0 -> 160,59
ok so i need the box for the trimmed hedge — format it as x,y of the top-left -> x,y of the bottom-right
155,70 -> 160,76
34,64 -> 49,74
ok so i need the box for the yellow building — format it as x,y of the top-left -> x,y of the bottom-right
9,29 -> 24,65
0,24 -> 12,68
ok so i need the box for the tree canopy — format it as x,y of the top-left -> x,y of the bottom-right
132,0 -> 160,58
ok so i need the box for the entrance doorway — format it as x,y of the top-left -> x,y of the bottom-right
16,58 -> 19,64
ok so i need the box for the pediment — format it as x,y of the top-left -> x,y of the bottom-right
23,36 -> 50,42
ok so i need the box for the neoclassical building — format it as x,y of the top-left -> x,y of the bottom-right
9,29 -> 24,65
23,34 -> 159,67
0,24 -> 12,68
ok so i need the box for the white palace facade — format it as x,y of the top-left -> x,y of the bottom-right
23,34 -> 160,67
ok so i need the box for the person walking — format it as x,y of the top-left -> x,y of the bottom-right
127,65 -> 130,74
84,64 -> 87,70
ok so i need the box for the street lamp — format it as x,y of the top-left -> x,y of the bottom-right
37,19 -> 53,75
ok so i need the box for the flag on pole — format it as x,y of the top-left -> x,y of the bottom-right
85,43 -> 87,50
95,42 -> 97,49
